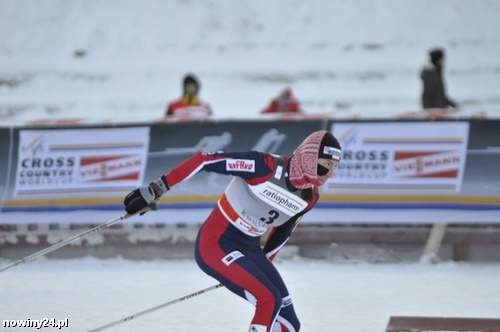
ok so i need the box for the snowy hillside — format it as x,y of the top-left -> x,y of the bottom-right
1,0 -> 500,124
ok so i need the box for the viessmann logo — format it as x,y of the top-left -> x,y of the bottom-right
79,155 -> 143,182
226,159 -> 255,172
393,151 -> 461,178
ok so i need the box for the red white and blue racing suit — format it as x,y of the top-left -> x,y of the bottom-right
162,151 -> 319,331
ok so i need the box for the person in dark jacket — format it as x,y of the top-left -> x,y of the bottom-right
420,48 -> 458,110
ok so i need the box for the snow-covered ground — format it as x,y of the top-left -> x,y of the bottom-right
1,0 -> 500,124
1,258 -> 499,331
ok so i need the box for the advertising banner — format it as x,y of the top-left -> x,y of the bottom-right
1,120 -> 499,225
0,128 -> 13,202
327,122 -> 470,193
461,120 -> 500,196
14,127 -> 150,197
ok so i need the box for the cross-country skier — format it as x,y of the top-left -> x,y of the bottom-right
123,130 -> 342,332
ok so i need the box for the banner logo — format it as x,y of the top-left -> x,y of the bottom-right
79,155 -> 143,182
393,151 -> 461,178
15,128 -> 150,196
328,122 -> 469,192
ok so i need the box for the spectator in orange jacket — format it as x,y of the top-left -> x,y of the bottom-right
261,88 -> 302,114
166,74 -> 213,118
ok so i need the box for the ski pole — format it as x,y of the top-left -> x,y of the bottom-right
88,283 -> 223,332
0,213 -> 131,273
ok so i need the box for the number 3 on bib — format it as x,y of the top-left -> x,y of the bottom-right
260,210 -> 280,224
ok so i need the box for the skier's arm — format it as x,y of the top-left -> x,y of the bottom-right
163,151 -> 275,188
263,189 -> 319,260
263,215 -> 303,261
123,151 -> 274,215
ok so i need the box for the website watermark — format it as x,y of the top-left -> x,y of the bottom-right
2,318 -> 69,330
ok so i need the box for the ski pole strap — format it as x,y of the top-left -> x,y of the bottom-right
88,284 -> 223,332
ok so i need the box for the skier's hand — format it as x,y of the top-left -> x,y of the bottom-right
123,186 -> 155,215
123,177 -> 169,215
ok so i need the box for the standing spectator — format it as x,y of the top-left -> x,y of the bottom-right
261,88 -> 302,114
420,48 -> 458,110
166,73 -> 213,118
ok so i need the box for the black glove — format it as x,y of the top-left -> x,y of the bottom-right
123,176 -> 169,215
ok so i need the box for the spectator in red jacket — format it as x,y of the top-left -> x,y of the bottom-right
166,73 -> 213,118
261,88 -> 302,114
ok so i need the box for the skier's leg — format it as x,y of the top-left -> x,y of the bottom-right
195,209 -> 282,330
